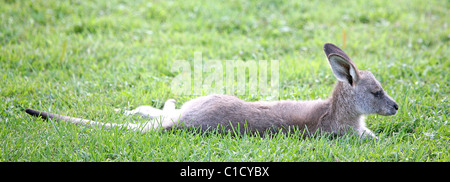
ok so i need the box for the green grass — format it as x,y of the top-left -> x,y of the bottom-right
1,0 -> 448,161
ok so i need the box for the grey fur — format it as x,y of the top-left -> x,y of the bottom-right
25,43 -> 398,139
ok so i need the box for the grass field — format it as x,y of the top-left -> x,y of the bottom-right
1,0 -> 448,162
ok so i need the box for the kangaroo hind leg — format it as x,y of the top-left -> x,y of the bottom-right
115,99 -> 177,119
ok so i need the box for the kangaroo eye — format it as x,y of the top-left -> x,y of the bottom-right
372,91 -> 383,97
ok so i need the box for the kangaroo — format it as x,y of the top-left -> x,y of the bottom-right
25,43 -> 398,139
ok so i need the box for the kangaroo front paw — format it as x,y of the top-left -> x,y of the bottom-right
359,128 -> 378,140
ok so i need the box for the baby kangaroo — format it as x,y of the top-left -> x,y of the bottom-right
25,43 -> 398,139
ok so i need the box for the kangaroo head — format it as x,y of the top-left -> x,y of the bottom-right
323,43 -> 398,116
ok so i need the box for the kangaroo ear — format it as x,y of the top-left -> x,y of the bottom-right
323,43 -> 360,86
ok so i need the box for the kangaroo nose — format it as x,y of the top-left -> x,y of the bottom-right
393,103 -> 399,110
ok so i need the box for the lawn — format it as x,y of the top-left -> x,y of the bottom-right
0,0 -> 448,161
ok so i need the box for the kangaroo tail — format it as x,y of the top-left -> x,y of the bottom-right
25,108 -> 146,131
